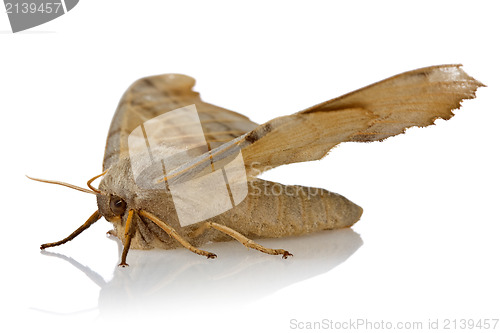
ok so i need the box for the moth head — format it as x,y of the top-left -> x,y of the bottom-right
94,161 -> 140,222
28,159 -> 172,226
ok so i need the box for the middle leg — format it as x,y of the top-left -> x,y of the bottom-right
138,210 -> 217,259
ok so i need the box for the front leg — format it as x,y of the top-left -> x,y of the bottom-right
118,210 -> 136,267
41,210 -> 101,250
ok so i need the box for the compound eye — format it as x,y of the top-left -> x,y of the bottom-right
110,195 -> 127,216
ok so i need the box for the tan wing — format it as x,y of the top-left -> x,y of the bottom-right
103,74 -> 258,170
241,64 -> 484,175
163,64 -> 483,183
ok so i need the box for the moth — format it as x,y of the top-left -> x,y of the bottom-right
30,64 -> 483,266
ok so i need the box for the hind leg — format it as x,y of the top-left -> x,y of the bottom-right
191,222 -> 292,258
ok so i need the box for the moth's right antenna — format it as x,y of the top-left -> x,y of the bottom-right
86,170 -> 108,193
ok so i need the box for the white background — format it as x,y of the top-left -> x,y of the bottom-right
1,1 -> 499,332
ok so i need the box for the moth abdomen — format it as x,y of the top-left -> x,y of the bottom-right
223,179 -> 362,239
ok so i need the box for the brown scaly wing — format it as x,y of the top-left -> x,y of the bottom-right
103,74 -> 258,171
240,64 -> 484,175
163,64 -> 483,183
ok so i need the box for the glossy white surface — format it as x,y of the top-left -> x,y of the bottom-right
1,1 -> 499,332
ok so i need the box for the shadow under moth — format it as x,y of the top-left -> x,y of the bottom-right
30,64 -> 483,266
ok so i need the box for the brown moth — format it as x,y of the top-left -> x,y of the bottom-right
30,64 -> 483,266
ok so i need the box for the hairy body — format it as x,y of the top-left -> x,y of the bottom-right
97,158 -> 362,250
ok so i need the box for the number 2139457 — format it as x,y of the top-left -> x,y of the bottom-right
443,319 -> 499,330
5,2 -> 62,14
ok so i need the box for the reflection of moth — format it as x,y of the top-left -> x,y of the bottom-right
30,65 -> 483,266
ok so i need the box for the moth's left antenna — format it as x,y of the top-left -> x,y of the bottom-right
26,175 -> 98,195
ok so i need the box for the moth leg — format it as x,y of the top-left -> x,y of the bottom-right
197,222 -> 292,259
138,210 -> 217,259
189,222 -> 210,238
119,210 -> 136,267
40,210 -> 101,250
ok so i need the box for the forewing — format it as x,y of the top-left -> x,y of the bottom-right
103,74 -> 258,171
164,64 -> 483,181
242,64 -> 484,175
